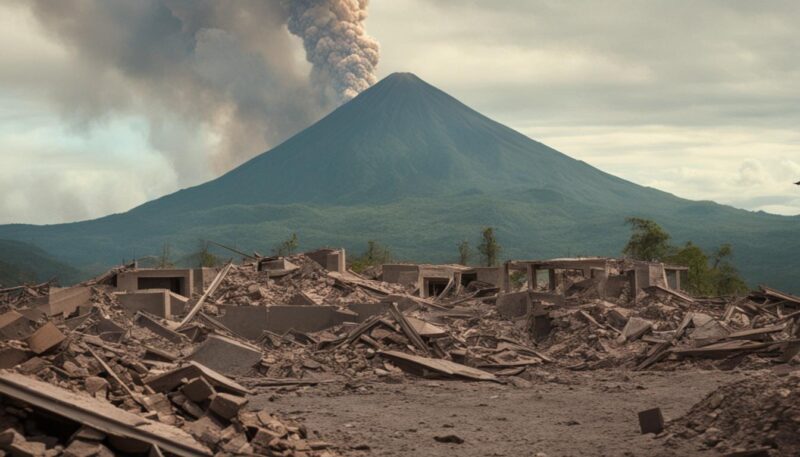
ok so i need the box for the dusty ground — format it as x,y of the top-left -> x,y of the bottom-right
250,369 -> 754,457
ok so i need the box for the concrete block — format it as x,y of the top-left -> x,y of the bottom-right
257,258 -> 298,277
26,322 -> 66,354
607,307 -> 632,328
117,290 -> 171,318
638,408 -> 664,434
181,377 -> 216,403
209,393 -> 248,420
187,334 -> 262,376
306,248 -> 346,273
134,313 -> 185,344
0,346 -> 32,369
31,286 -> 91,317
0,310 -> 34,340
496,291 -> 531,319
621,317 -> 652,342
382,264 -> 420,285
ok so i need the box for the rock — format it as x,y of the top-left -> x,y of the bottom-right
181,377 -> 216,403
84,377 -> 109,397
433,434 -> 464,444
209,393 -> 249,420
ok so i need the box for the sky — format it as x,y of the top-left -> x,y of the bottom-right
1,0 -> 798,225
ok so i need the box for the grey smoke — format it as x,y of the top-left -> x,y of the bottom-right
287,0 -> 380,102
19,0 -> 380,179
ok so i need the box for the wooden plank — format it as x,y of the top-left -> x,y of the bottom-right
388,303 -> 429,355
759,285 -> 800,306
178,262 -> 232,329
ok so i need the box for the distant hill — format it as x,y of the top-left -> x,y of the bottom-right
0,73 -> 798,291
0,239 -> 83,287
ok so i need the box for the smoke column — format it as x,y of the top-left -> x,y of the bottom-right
19,0 -> 380,179
286,0 -> 380,102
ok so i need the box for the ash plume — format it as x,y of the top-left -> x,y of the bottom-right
286,0 -> 380,102
18,0 -> 380,181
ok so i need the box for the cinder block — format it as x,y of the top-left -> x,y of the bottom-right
638,408 -> 664,434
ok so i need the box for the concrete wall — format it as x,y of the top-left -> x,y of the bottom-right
218,304 -> 359,339
306,248 -> 346,273
116,269 -> 194,297
473,267 -> 501,286
382,265 -> 420,285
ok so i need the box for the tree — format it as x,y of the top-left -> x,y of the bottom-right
477,227 -> 501,267
622,217 -> 671,261
196,240 -> 219,267
709,244 -> 748,295
624,218 -> 749,296
273,233 -> 299,256
157,242 -> 174,269
667,242 -> 714,296
457,239 -> 471,265
350,240 -> 392,273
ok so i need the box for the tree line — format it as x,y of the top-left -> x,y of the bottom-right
153,217 -> 749,297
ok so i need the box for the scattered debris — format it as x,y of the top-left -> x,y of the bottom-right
1,248 -> 798,455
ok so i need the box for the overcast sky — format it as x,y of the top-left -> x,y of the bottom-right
1,0 -> 798,225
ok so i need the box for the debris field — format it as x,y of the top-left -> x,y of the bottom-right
0,248 -> 798,456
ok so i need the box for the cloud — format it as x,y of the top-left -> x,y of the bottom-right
367,0 -> 800,215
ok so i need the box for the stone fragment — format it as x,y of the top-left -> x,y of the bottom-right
181,377 -> 216,403
25,322 -> 66,354
209,393 -> 249,420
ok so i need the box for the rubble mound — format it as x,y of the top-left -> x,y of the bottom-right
667,370 -> 800,455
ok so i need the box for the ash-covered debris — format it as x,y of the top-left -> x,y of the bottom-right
664,370 -> 800,456
0,248 -> 798,455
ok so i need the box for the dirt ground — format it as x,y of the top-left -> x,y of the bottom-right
250,369 -> 753,457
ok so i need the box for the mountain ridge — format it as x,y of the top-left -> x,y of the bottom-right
0,72 -> 798,291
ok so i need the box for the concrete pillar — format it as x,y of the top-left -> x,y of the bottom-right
501,262 -> 511,293
548,269 -> 564,291
528,265 -> 536,291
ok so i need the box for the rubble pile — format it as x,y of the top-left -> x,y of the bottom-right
0,248 -> 798,455
666,370 -> 800,455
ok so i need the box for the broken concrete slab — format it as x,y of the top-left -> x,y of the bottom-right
30,286 -> 91,317
143,361 -> 250,396
305,248 -> 346,273
496,291 -> 531,319
379,350 -> 498,382
187,334 -> 262,376
26,322 -> 66,354
620,317 -> 653,342
0,310 -> 34,340
0,345 -> 31,369
134,312 -> 185,344
0,371 -> 211,456
181,377 -> 216,403
208,393 -> 248,420
257,258 -> 298,277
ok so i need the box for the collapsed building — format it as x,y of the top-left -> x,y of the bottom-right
0,246 -> 797,456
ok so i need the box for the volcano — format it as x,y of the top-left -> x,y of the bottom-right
1,73 -> 798,290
